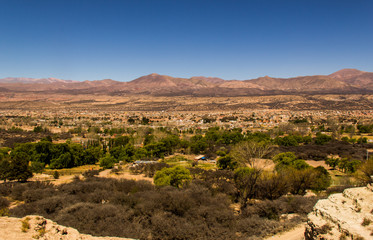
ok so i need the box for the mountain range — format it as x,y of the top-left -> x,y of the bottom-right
1,69 -> 372,96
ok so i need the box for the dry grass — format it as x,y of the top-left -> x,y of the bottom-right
43,164 -> 100,176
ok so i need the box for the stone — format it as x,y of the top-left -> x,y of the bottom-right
305,184 -> 373,239
0,215 -> 136,240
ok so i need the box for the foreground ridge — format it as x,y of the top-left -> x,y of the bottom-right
305,184 -> 373,239
0,215 -> 135,240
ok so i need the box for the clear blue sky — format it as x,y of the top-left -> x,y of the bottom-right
0,0 -> 372,81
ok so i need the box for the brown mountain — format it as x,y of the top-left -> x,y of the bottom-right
0,68 -> 372,96
329,68 -> 365,79
0,77 -> 75,84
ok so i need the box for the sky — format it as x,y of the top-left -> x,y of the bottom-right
0,0 -> 372,81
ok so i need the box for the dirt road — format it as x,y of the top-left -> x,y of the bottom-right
265,224 -> 305,240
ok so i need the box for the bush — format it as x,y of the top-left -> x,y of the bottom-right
326,185 -> 354,195
0,196 -> 10,209
273,152 -> 310,171
7,173 -> 319,240
99,155 -> 116,169
217,155 -> 237,170
53,171 -> 60,179
82,169 -> 100,178
30,161 -> 45,173
11,184 -> 27,201
0,183 -> 13,196
129,162 -> 169,177
314,133 -> 332,145
162,155 -> 190,163
154,166 -> 192,188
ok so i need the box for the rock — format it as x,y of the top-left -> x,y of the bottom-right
305,184 -> 373,239
0,215 -> 136,240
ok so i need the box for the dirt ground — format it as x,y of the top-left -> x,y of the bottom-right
305,160 -> 328,169
264,224 -> 305,240
98,169 -> 153,183
28,167 -> 153,186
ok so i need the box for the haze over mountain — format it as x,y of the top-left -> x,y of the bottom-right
1,69 -> 372,96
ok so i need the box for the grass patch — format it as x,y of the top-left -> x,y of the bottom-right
165,160 -> 217,170
21,217 -> 30,232
162,155 -> 191,163
44,164 -> 100,176
362,218 -> 371,226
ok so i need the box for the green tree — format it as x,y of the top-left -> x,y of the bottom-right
356,158 -> 373,184
0,159 -> 11,182
217,155 -> 237,170
190,136 -> 208,154
337,158 -> 360,173
310,166 -> 331,192
275,135 -> 299,146
325,157 -> 340,170
33,125 -> 44,133
154,166 -> 191,188
8,152 -> 33,182
273,152 -> 310,171
83,146 -> 103,164
0,148 -> 10,159
285,168 -> 315,195
30,161 -> 45,173
50,152 -> 74,169
234,167 -> 262,210
53,170 -> 60,179
99,155 -> 116,169
141,117 -> 150,125
346,160 -> 361,173
145,142 -> 167,158
314,132 -> 332,145
257,172 -> 289,200
109,136 -> 131,148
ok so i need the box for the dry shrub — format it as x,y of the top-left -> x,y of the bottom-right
129,162 -> 170,177
0,196 -> 10,209
82,169 -> 100,178
236,215 -> 299,238
0,183 -> 13,196
8,177 -> 317,240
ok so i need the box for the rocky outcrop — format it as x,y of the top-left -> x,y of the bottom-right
305,184 -> 373,239
0,215 -> 135,240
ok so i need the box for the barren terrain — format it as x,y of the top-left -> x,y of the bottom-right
1,93 -> 372,111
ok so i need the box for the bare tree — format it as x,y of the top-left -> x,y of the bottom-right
297,122 -> 310,136
356,158 -> 373,184
327,116 -> 341,140
231,141 -> 273,168
278,123 -> 296,135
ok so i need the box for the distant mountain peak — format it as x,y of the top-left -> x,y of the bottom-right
0,77 -> 74,84
148,73 -> 161,77
1,69 -> 373,96
329,68 -> 365,79
254,75 -> 274,81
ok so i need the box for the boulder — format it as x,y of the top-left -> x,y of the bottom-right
305,184 -> 373,239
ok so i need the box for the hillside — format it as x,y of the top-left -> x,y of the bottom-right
0,215 -> 134,240
1,69 -> 373,96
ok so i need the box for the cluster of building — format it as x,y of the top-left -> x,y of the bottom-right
1,109 -> 372,135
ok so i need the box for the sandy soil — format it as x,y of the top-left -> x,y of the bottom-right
265,224 -> 305,240
98,169 -> 153,183
305,160 -> 328,169
28,168 -> 153,186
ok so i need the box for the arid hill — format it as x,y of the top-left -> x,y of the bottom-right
0,215 -> 134,240
1,69 -> 373,96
